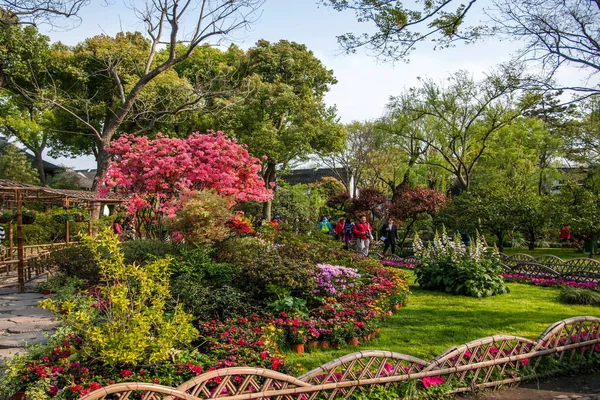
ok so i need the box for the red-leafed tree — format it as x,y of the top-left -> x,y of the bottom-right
388,185 -> 447,246
350,187 -> 387,226
99,130 -> 272,237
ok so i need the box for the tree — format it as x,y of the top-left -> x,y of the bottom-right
0,23 -> 56,184
324,0 -> 600,95
0,141 -> 40,184
0,0 -> 89,27
221,39 -> 345,219
11,0 -> 262,190
387,69 -> 525,191
320,0 -> 480,61
349,187 -> 387,227
99,131 -> 272,237
318,121 -> 375,197
388,185 -> 447,247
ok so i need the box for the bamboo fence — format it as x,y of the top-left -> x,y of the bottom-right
79,316 -> 600,400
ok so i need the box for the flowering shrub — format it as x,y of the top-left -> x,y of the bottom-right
501,274 -> 599,289
226,213 -> 255,235
380,260 -> 417,269
99,131 -> 272,236
314,264 -> 361,296
413,229 -> 508,297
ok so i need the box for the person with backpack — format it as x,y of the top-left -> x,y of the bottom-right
342,217 -> 354,250
334,217 -> 345,240
318,216 -> 333,235
353,215 -> 373,256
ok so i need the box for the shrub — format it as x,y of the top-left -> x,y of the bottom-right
172,278 -> 259,319
216,236 -> 268,264
170,246 -> 240,286
165,190 -> 233,246
121,239 -> 175,265
413,230 -> 509,297
235,251 -> 318,304
557,287 -> 600,306
47,245 -> 99,282
39,229 -> 197,366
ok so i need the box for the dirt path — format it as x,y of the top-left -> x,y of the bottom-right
459,371 -> 600,400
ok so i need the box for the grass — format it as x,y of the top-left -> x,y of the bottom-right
286,272 -> 600,373
502,247 -> 587,260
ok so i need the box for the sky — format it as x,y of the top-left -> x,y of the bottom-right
33,0 -> 570,169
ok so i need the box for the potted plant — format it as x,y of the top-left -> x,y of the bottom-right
22,210 -> 37,224
0,211 -> 15,223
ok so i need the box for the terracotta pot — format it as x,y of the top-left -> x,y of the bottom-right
291,343 -> 305,354
392,304 -> 401,310
12,391 -> 25,400
320,341 -> 330,349
308,340 -> 319,348
375,328 -> 380,333
369,332 -> 376,340
361,335 -> 369,342
385,310 -> 393,317
347,337 -> 360,346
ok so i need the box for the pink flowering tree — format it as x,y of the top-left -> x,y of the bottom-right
99,130 -> 273,237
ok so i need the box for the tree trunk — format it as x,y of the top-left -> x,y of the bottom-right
494,230 -> 504,252
527,228 -> 535,250
262,162 -> 276,221
92,139 -> 111,191
33,151 -> 46,186
398,218 -> 416,249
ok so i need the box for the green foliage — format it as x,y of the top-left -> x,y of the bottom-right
165,190 -> 233,246
46,245 -> 99,282
413,231 -> 509,297
40,229 -> 198,366
0,142 -> 40,184
121,239 -> 175,265
267,296 -> 309,317
170,246 -> 239,286
557,287 -> 600,306
272,181 -> 327,223
47,170 -> 82,189
216,236 -> 268,264
415,256 -> 509,298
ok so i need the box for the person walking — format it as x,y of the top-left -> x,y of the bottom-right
342,217 -> 354,250
334,217 -> 345,240
379,217 -> 399,255
318,216 -> 333,236
353,215 -> 372,256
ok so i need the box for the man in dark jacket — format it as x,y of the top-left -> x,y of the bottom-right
379,217 -> 399,255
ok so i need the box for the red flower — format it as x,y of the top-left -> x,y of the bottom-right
120,369 -> 133,377
422,376 -> 445,388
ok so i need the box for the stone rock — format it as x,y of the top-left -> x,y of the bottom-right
0,332 -> 47,348
0,293 -> 44,301
7,322 -> 59,333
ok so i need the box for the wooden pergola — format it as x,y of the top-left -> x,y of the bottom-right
0,179 -> 127,293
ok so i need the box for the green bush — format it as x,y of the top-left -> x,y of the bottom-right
414,256 -> 509,298
557,287 -> 600,306
121,239 -> 175,265
171,246 -> 240,286
172,277 -> 258,319
234,251 -> 318,304
46,245 -> 99,283
216,236 -> 268,264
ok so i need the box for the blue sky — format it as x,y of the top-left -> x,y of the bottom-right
36,0 -> 554,169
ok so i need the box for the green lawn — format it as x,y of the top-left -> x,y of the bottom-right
502,247 -> 587,260
286,273 -> 600,372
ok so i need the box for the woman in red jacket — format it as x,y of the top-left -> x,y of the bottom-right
352,215 -> 372,256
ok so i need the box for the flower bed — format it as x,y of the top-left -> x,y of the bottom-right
501,273 -> 599,289
380,260 -> 417,269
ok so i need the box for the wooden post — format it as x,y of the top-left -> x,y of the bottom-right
88,201 -> 94,237
8,221 -> 13,260
64,198 -> 70,244
16,189 -> 24,293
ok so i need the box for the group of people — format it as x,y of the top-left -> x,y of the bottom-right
319,215 -> 399,257
111,217 -> 135,241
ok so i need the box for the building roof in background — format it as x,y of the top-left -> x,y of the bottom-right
282,168 -> 349,185
0,179 -> 126,204
0,137 -> 63,173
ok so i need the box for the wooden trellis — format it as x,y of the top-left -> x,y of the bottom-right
79,316 -> 600,400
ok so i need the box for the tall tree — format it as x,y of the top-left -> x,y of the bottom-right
9,0 -> 262,190
0,0 -> 88,26
221,39 -> 345,219
387,69 -> 525,191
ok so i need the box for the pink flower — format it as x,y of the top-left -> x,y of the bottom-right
422,376 -> 445,388
521,358 -> 530,365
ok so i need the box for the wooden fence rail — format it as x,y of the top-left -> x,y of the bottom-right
79,316 -> 600,400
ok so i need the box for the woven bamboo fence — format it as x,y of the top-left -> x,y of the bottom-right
79,316 -> 600,400
500,253 -> 600,283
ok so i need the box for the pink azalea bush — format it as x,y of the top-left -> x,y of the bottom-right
99,131 -> 273,233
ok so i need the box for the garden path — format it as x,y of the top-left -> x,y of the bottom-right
0,279 -> 58,364
460,372 -> 600,400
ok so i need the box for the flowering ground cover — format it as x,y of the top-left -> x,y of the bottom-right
501,273 -> 599,289
287,272 -> 600,370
